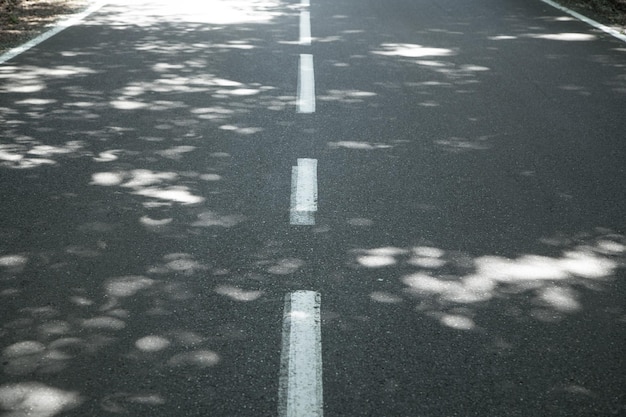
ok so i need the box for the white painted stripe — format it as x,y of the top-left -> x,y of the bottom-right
539,0 -> 626,43
290,158 -> 317,225
0,1 -> 108,65
294,159 -> 317,212
278,291 -> 323,417
301,0 -> 310,6
297,54 -> 316,113
300,11 -> 312,46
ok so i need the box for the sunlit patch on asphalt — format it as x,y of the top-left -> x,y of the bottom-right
135,335 -> 171,352
215,285 -> 264,302
167,350 -> 220,368
349,231 -> 624,329
0,382 -> 82,417
372,43 -> 455,58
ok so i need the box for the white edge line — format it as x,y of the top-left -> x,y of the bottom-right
539,0 -> 626,43
297,54 -> 316,114
278,291 -> 323,417
0,0 -> 108,65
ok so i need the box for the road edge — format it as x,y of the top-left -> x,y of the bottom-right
540,0 -> 626,43
0,0 -> 107,65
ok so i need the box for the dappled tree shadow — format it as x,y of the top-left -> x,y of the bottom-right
1,0 -> 625,415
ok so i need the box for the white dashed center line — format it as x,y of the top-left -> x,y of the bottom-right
290,158 -> 318,225
297,54 -> 316,113
300,11 -> 312,45
278,291 -> 323,417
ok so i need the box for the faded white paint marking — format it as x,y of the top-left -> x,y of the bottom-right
539,0 -> 626,43
278,291 -> 323,417
290,158 -> 317,225
297,54 -> 316,113
300,11 -> 312,45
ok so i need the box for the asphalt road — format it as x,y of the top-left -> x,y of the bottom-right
1,0 -> 625,416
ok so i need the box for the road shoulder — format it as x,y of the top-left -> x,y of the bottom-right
0,0 -> 91,54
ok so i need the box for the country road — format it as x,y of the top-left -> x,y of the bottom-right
1,0 -> 625,416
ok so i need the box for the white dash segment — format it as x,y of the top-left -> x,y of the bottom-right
290,158 -> 317,225
297,54 -> 316,113
279,291 -> 323,417
300,11 -> 312,45
301,0 -> 310,6
294,158 -> 317,212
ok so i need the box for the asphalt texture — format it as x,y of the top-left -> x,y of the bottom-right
1,0 -> 625,416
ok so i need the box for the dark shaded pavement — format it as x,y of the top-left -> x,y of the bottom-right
1,0 -> 625,415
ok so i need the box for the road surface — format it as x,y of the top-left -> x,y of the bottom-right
1,0 -> 625,415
